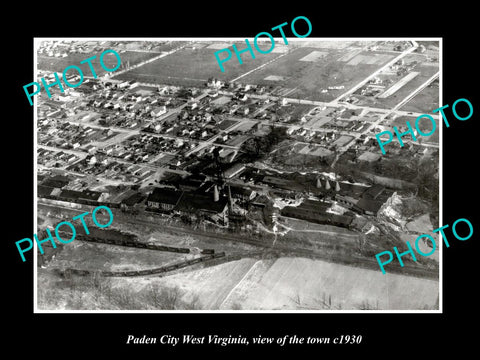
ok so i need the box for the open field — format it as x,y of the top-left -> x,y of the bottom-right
114,43 -> 281,86
240,47 -> 395,102
295,40 -> 365,49
406,213 -> 434,234
390,115 -> 439,144
378,71 -> 419,98
37,51 -> 160,77
294,143 -> 333,157
305,116 -> 331,128
128,41 -> 190,53
45,239 -> 191,272
81,256 -> 439,310
400,234 -> 439,263
399,80 -> 439,113
276,103 -> 316,120
275,216 -> 359,245
236,257 -> 438,310
355,66 -> 439,110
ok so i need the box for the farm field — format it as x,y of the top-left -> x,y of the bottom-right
114,41 -> 190,53
107,256 -> 439,310
37,51 -> 160,77
354,56 -> 439,110
399,80 -> 440,113
238,257 -> 438,310
114,42 -> 282,86
390,114 -> 439,144
380,67 -> 438,109
240,47 -> 396,102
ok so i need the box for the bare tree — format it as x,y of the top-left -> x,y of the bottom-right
357,299 -> 379,310
146,285 -> 182,310
180,294 -> 202,310
229,302 -> 243,310
290,291 -> 339,310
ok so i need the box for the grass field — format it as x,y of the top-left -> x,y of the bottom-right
110,255 -> 439,310
355,55 -> 439,111
235,257 -> 439,310
37,253 -> 439,310
391,114 -> 439,144
114,43 -> 281,86
400,81 -> 439,113
276,103 -> 316,120
240,47 -> 395,102
379,66 -> 438,109
47,240 -> 191,272
116,41 -> 190,53
37,51 -> 160,77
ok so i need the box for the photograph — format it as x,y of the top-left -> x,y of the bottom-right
32,38 -> 440,312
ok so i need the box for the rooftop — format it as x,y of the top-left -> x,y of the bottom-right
176,192 -> 228,214
146,187 -> 183,206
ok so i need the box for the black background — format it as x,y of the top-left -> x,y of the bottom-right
5,4 -> 478,356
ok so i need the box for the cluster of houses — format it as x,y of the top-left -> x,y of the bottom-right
37,148 -> 80,168
38,119 -> 114,151
101,134 -> 193,163
38,40 -> 110,58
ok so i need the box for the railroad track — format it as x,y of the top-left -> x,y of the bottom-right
123,217 -> 438,279
134,220 -> 438,279
61,232 -> 196,254
40,202 -> 439,280
59,252 -> 227,278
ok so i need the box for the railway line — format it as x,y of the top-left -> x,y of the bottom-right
39,202 -> 438,280
59,251 -> 228,278
96,213 -> 439,280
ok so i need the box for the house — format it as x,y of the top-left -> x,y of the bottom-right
118,81 -> 130,89
151,106 -> 167,117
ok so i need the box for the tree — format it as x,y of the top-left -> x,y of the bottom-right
240,126 -> 289,161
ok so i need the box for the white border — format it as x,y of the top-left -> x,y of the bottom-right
33,37 -> 443,314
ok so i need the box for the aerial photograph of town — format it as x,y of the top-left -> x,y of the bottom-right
35,38 -> 440,311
